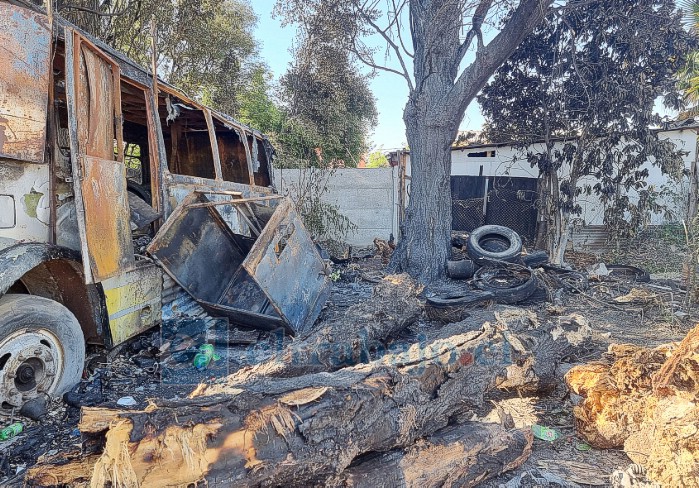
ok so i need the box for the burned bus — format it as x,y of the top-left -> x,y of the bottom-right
0,0 -> 330,410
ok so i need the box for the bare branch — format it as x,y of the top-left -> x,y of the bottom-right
352,0 -> 415,92
392,0 -> 414,58
354,46 -> 414,82
450,0 -> 553,120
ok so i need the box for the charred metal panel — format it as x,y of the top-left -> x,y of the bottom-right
243,198 -> 330,332
76,44 -> 117,160
102,263 -> 162,345
0,4 -> 50,163
0,162 -> 50,242
67,32 -> 133,283
0,243 -> 108,345
149,193 -> 248,303
79,156 -> 134,281
148,194 -> 329,334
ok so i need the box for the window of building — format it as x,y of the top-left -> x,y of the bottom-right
213,117 -> 250,184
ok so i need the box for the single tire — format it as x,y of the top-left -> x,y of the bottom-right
473,266 -> 537,304
426,290 -> 494,308
521,250 -> 550,268
0,294 -> 85,408
446,259 -> 476,280
467,225 -> 523,263
607,265 -> 651,283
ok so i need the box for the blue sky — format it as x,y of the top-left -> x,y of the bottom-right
253,0 -> 485,151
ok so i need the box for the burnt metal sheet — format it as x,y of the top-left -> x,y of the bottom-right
68,33 -> 132,283
79,155 -> 134,281
0,4 -> 51,163
102,263 -> 162,345
148,193 -> 330,335
243,198 -> 331,333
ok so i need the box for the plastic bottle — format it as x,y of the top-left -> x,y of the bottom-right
0,423 -> 23,441
193,344 -> 218,370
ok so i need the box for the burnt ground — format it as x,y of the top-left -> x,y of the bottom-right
1,253 -> 697,487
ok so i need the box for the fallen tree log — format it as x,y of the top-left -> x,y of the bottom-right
326,422 -> 533,488
566,324 -> 699,487
221,274 -> 423,383
28,314 -> 590,488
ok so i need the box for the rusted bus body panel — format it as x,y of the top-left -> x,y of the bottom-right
0,162 -> 50,242
77,156 -> 135,281
101,263 -> 162,344
0,243 -> 108,345
69,33 -> 134,283
148,194 -> 330,335
0,3 -> 51,163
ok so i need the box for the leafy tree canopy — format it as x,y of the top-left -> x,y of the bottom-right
57,0 -> 263,115
478,0 -> 693,258
366,151 -> 389,168
275,11 -> 378,167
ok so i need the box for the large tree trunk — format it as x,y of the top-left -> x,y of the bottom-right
28,314 -> 589,487
387,0 -> 552,282
390,110 -> 457,283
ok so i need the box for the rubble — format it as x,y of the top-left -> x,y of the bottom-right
3,221 -> 698,487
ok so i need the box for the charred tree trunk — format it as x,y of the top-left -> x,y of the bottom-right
28,314 -> 590,487
194,274 -> 423,391
566,324 -> 699,487
326,422 -> 533,488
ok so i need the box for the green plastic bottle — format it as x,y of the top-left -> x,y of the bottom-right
0,423 -> 23,441
193,344 -> 220,370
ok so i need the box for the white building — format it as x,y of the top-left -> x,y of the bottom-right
397,120 -> 699,250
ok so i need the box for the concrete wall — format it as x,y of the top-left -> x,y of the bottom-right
273,167 -> 400,247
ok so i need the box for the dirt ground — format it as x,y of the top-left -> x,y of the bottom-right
1,253 -> 696,487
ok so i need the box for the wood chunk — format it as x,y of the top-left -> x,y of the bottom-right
566,324 -> 699,486
327,422 -> 533,488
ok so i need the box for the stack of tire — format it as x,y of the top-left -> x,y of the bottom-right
427,225 -> 543,321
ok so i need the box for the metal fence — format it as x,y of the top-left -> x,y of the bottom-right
451,176 -> 538,244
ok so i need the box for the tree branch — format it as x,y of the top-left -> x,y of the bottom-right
352,0 -> 414,92
392,0 -> 414,58
450,0 -> 552,120
455,0 -> 492,63
354,46 -> 414,81
58,3 -> 130,17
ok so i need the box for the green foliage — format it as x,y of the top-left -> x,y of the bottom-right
285,162 -> 357,241
366,151 -> 388,168
479,0 -> 692,257
59,0 -> 262,116
274,1 -> 377,168
236,67 -> 283,135
678,1 -> 699,112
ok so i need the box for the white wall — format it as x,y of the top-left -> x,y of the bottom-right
406,127 -> 697,227
273,167 -> 400,247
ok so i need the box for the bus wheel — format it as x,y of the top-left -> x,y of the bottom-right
0,294 -> 85,408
